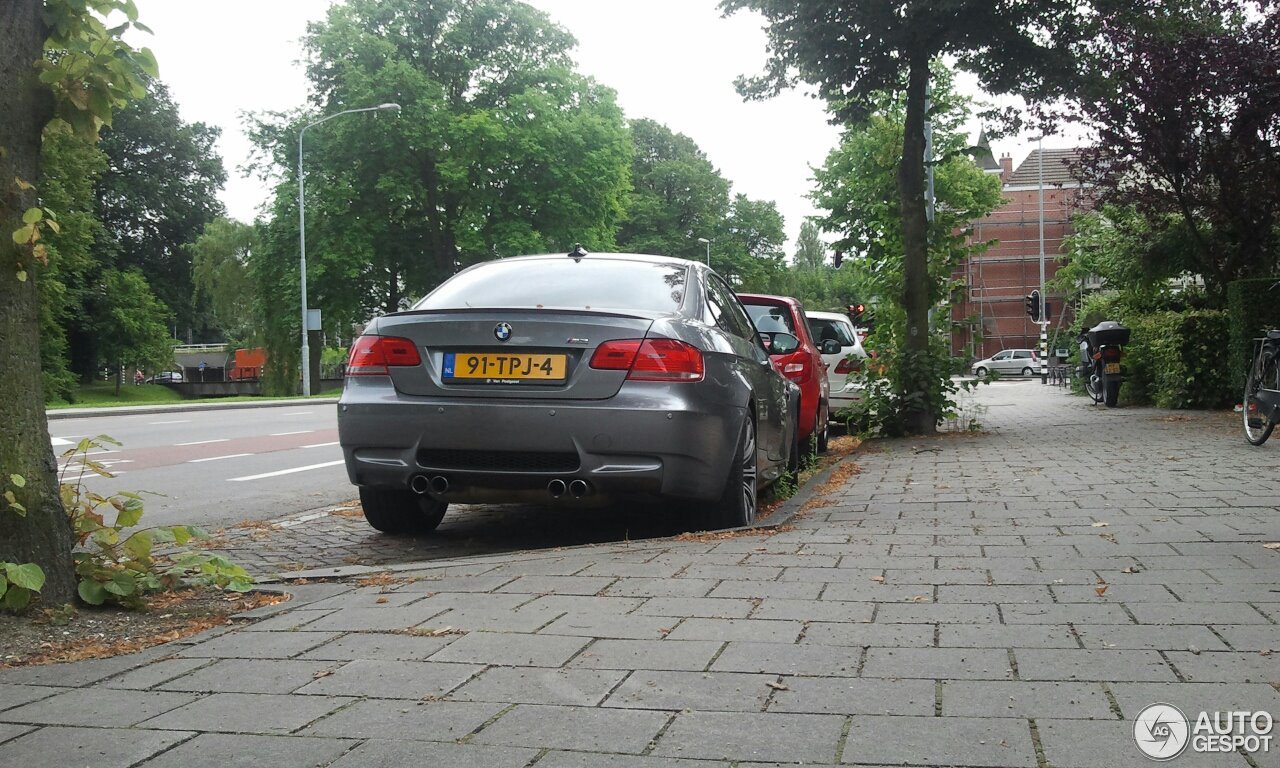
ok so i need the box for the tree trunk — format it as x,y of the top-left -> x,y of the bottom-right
0,0 -> 78,605
897,55 -> 936,435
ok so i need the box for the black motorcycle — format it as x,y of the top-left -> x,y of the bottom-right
1078,321 -> 1130,408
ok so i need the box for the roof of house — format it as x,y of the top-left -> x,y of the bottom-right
1007,148 -> 1084,186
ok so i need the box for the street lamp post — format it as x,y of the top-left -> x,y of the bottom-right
298,102 -> 400,395
697,237 -> 712,267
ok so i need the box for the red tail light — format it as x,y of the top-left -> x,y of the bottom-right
1101,347 -> 1123,362
778,357 -> 810,384
834,356 -> 864,375
346,335 -> 422,376
590,338 -> 704,382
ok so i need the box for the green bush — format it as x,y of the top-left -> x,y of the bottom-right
1140,310 -> 1233,409
1070,292 -> 1233,409
1227,278 -> 1280,393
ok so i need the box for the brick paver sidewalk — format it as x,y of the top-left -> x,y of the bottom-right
2,382 -> 1277,767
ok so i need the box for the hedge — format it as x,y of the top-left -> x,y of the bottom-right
1076,306 -> 1232,409
1227,278 -> 1280,394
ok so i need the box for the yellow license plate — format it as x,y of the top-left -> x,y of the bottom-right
444,352 -> 567,381
1104,363 -> 1120,374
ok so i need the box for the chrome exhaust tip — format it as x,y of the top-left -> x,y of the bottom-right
569,479 -> 590,498
428,475 -> 450,495
547,479 -> 567,499
409,475 -> 431,494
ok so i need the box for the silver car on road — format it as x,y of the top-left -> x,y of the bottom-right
971,348 -> 1040,377
338,250 -> 800,534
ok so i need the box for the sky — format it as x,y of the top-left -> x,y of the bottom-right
125,0 -> 1069,253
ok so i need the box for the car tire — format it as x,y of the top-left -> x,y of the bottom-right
1022,367 -> 1034,376
975,366 -> 988,378
816,401 -> 829,454
359,487 -> 448,534
715,416 -> 758,529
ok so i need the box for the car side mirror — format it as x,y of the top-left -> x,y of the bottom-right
820,339 -> 841,355
766,332 -> 800,356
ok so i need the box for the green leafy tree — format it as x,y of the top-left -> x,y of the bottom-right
247,0 -> 632,392
96,77 -> 226,344
1,0 -> 156,606
190,217 -> 258,345
724,0 -> 1100,433
793,220 -> 826,270
618,118 -> 730,259
809,67 -> 1003,435
36,123 -> 109,403
91,268 -> 174,394
1053,204 -> 1200,312
715,194 -> 787,290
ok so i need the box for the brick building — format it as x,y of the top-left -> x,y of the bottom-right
951,141 -> 1089,360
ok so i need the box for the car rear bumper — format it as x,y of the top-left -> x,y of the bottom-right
337,378 -> 741,504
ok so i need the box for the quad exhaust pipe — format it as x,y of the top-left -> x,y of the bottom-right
569,479 -> 591,498
547,479 -> 567,498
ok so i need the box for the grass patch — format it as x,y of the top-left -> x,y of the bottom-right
48,384 -> 344,409
48,382 -> 185,408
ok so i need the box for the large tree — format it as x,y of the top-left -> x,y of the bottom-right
96,78 -> 226,342
1,0 -> 155,605
247,0 -> 632,391
618,118 -> 731,259
723,0 -> 1096,433
1073,0 -> 1280,302
809,68 -> 1003,434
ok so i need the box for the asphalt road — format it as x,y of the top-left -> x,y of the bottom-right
48,404 -> 355,529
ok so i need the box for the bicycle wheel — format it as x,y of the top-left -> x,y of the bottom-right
1244,350 -> 1279,445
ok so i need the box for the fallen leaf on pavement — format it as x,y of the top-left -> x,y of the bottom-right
1264,543 -> 1280,550
766,681 -> 789,691
1261,649 -> 1273,657
1095,585 -> 1109,597
375,597 -> 389,604
871,576 -> 886,583
1091,522 -> 1109,528
312,669 -> 334,679
909,595 -> 930,603
1122,566 -> 1139,574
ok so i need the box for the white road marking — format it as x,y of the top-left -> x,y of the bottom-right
188,453 -> 254,464
279,411 -> 314,417
270,430 -> 313,436
302,441 -> 340,449
176,438 -> 230,446
149,420 -> 191,425
51,437 -> 75,447
227,460 -> 344,482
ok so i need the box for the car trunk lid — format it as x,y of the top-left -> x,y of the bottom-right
373,309 -> 656,400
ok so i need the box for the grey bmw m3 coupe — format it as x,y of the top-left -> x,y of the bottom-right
338,249 -> 800,534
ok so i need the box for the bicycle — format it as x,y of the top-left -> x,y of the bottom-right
1243,329 -> 1280,445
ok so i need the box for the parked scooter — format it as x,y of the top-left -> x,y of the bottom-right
1078,321 -> 1130,408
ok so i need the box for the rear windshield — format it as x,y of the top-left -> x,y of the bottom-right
808,317 -> 856,346
414,258 -> 689,312
744,304 -> 795,334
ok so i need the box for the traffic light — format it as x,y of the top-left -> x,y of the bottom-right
833,250 -> 844,268
1025,290 -> 1041,322
1043,301 -> 1052,322
848,303 -> 865,325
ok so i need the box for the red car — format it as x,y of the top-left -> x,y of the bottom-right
738,293 -> 833,453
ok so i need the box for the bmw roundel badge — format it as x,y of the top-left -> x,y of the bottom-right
494,322 -> 513,342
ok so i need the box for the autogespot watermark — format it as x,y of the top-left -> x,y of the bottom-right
1133,703 -> 1274,760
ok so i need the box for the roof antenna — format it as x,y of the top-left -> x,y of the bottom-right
567,244 -> 588,262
